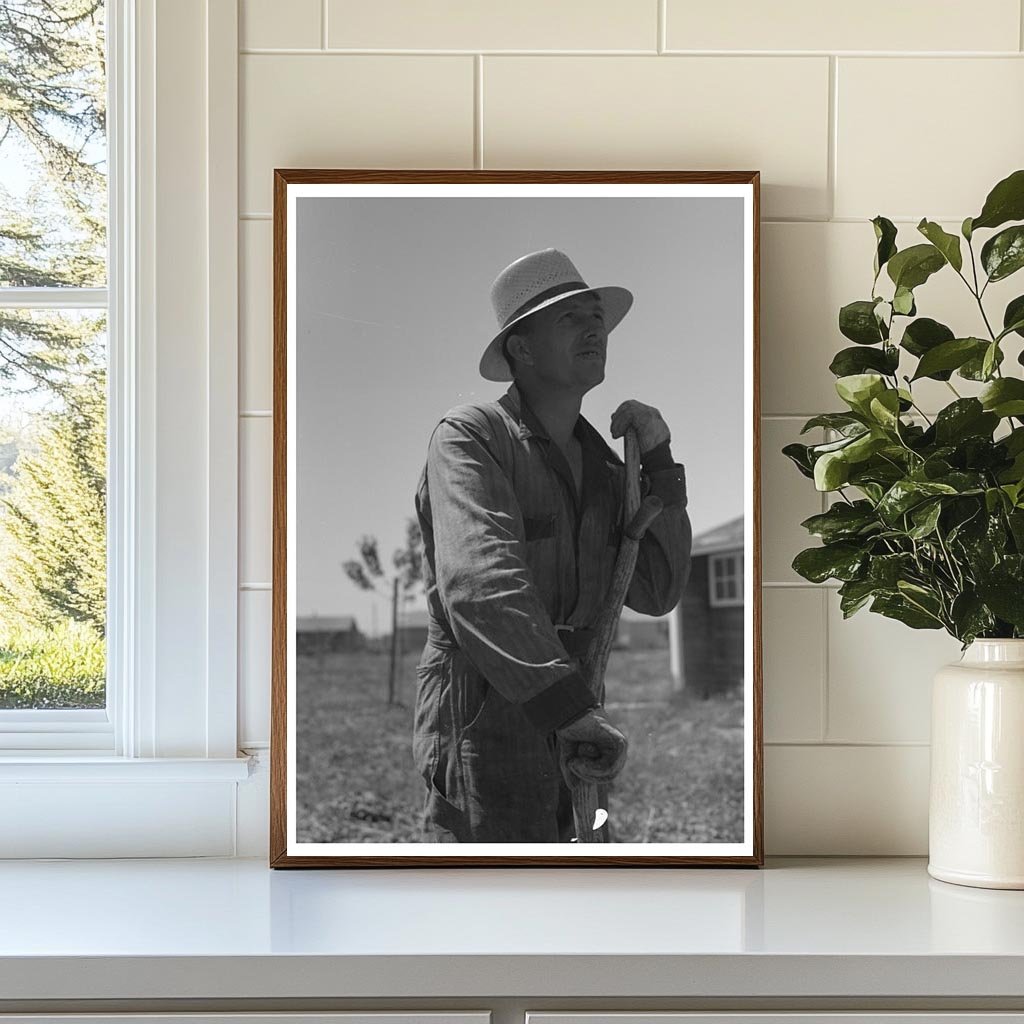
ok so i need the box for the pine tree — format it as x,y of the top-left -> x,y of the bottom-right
0,369 -> 106,633
0,0 -> 106,398
0,2 -> 107,641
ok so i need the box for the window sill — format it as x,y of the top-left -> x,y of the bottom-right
0,755 -> 253,782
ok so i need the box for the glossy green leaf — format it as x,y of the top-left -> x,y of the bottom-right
917,218 -> 963,272
982,341 -> 1000,381
871,594 -> 943,630
887,244 -> 946,291
814,450 -> 850,491
839,300 -> 886,345
782,442 -> 815,479
962,216 -> 974,241
868,553 -> 915,587
981,225 -> 1024,283
845,431 -> 888,464
792,542 -> 866,583
872,216 -> 898,278
835,373 -> 886,413
933,399 -> 999,445
1008,508 -> 1024,549
868,389 -> 902,430
950,593 -> 995,644
980,378 -> 1024,418
800,501 -> 879,543
911,337 -> 987,381
971,168 -> 1024,232
892,286 -> 916,316
908,500 -> 943,539
1003,295 -> 1024,339
900,318 -> 955,363
1005,428 -> 1024,458
829,345 -> 899,378
959,343 -> 1004,381
838,578 -> 879,618
976,574 -> 1024,628
800,413 -> 866,435
877,479 -> 958,524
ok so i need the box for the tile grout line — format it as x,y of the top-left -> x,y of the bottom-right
820,587 -> 830,743
658,0 -> 666,53
820,430 -> 832,742
237,47 -> 1024,57
1021,0 -> 1024,52
321,0 -> 328,50
474,55 -> 483,169
766,740 -> 931,748
248,213 -> 974,225
827,55 -> 837,221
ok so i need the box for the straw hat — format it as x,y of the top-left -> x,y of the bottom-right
479,248 -> 633,382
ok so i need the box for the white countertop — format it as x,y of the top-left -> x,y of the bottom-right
2,856 -> 1024,1001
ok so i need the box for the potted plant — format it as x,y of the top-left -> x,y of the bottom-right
784,168 -> 1024,889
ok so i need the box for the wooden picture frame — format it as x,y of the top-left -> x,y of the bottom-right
270,170 -> 762,867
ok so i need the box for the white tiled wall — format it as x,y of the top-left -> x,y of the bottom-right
235,0 -> 1023,854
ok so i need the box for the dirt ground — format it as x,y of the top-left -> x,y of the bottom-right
295,646 -> 745,844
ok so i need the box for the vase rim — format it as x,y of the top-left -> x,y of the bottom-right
961,637 -> 1024,664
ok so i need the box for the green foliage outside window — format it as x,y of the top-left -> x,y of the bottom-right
0,1 -> 107,708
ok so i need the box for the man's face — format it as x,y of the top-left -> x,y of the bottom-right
513,292 -> 608,395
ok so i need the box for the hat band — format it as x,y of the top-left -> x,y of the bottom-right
501,280 -> 588,328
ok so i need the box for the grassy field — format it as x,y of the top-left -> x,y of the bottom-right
296,646 -> 745,844
0,620 -> 106,709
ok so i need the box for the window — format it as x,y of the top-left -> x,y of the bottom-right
709,551 -> 744,608
0,2 -> 109,730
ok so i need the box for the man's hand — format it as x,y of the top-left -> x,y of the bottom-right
610,400 -> 671,454
556,709 -> 628,784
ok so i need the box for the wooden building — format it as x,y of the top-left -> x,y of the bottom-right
295,614 -> 364,655
669,516 -> 745,696
615,607 -> 671,650
395,607 -> 430,654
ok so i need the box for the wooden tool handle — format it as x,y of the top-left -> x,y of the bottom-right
564,427 -> 664,844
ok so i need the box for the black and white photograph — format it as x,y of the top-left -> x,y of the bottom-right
271,171 -> 762,866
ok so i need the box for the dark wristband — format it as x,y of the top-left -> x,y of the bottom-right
520,670 -> 597,734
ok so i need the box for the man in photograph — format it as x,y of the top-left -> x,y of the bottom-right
412,247 -> 693,843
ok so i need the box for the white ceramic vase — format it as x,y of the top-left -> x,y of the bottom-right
929,639 -> 1024,889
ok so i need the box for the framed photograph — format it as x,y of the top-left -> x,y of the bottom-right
270,170 -> 762,867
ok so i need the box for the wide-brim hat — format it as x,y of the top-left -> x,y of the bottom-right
479,248 -> 633,382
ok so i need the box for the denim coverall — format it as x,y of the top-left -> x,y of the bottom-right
412,383 -> 692,842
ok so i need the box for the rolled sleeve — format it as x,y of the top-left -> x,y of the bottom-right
425,415 -> 597,731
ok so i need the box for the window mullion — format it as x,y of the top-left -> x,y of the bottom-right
0,287 -> 108,310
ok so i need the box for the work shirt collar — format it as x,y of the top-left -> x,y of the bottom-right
499,383 -> 623,469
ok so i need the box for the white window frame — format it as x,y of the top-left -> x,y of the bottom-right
708,551 -> 744,609
0,0 -> 249,856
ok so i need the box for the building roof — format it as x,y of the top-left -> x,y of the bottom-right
691,515 -> 745,556
399,608 -> 431,629
296,615 -> 359,633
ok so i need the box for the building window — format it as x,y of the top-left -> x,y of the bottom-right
0,2 -> 108,717
709,551 -> 743,608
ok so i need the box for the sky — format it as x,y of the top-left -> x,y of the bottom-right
295,195 -> 747,635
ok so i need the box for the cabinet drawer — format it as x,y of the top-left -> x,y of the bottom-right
0,1016 -> 490,1024
528,1016 -> 1024,1024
